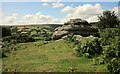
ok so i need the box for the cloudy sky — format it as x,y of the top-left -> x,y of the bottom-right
1,2 -> 119,25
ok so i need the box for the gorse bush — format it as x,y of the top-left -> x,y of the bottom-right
65,34 -> 79,45
30,28 -> 53,41
99,28 -> 120,73
102,41 -> 120,73
99,28 -> 119,62
17,34 -> 35,43
93,56 -> 105,65
99,28 -> 119,46
103,44 -> 120,62
2,30 -> 34,58
65,34 -> 103,58
65,34 -> 74,43
97,10 -> 120,73
68,36 -> 103,58
2,36 -> 12,42
107,58 -> 120,74
2,33 -> 35,43
76,37 -> 102,57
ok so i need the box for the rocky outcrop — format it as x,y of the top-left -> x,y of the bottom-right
52,31 -> 69,40
52,18 -> 98,40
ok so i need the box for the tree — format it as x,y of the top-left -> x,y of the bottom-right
98,10 -> 119,29
2,27 -> 11,37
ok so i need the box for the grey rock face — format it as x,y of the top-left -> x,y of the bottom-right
52,31 -> 69,40
52,18 -> 98,40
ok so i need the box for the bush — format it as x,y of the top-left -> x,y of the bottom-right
17,34 -> 35,43
98,28 -> 120,73
93,55 -> 105,65
65,34 -> 79,45
2,36 -> 12,42
65,34 -> 103,58
83,53 -> 90,58
74,37 -> 103,58
65,34 -> 74,43
99,28 -> 119,46
102,43 -> 120,62
2,43 -> 17,58
107,58 -> 120,73
2,33 -> 35,58
2,27 -> 11,37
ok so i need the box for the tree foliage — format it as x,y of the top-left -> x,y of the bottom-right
2,27 -> 11,37
98,10 -> 119,29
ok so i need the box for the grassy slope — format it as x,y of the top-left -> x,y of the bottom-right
2,40 -> 107,72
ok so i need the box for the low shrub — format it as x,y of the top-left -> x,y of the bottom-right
65,34 -> 79,45
107,58 -> 120,73
1,43 -> 18,58
99,28 -> 119,46
93,56 -> 104,65
2,36 -> 12,42
17,34 -> 35,43
98,28 -> 120,73
74,37 -> 103,58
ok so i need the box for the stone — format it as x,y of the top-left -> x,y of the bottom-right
74,35 -> 83,41
52,31 -> 69,40
62,35 -> 68,40
52,18 -> 98,40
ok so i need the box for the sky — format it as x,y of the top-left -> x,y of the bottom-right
1,2 -> 119,25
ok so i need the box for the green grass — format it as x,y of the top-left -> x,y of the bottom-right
2,40 -> 107,72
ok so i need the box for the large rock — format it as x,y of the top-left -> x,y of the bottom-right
52,31 -> 69,40
52,18 -> 98,40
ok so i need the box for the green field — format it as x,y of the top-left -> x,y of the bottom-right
2,40 -> 107,72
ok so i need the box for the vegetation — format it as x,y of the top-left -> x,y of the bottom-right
97,10 -> 120,73
2,40 -> 107,72
65,34 -> 103,58
98,10 -> 119,29
64,10 -> 120,73
2,26 -> 53,58
99,28 -> 120,73
75,37 -> 102,58
2,27 -> 11,37
1,10 -> 120,73
99,28 -> 119,46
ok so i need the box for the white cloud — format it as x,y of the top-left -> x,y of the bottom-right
60,6 -> 75,13
12,13 -> 19,17
86,16 -> 98,22
52,3 -> 64,8
2,12 -> 62,25
42,3 -> 48,6
41,0 -> 58,2
2,13 -> 19,25
2,3 -> 119,25
61,3 -> 104,22
111,6 -> 119,14
111,6 -> 120,19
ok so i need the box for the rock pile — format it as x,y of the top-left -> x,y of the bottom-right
52,18 -> 98,40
